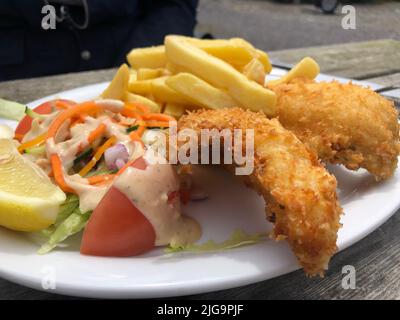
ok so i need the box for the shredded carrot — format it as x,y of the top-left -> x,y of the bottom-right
55,100 -> 74,110
135,122 -> 146,136
125,102 -> 150,114
129,134 -> 145,148
47,101 -> 100,140
142,113 -> 176,123
129,120 -> 146,146
129,131 -> 141,141
87,174 -> 115,185
51,154 -> 76,193
145,120 -> 171,128
119,118 -> 135,126
71,118 -> 84,127
14,133 -> 24,142
79,136 -> 117,177
122,109 -> 146,144
120,106 -> 142,119
109,117 -> 120,124
17,133 -> 47,153
117,159 -> 135,176
87,123 -> 106,144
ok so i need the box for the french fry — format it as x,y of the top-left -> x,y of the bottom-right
151,76 -> 194,105
166,73 -> 237,109
163,103 -> 186,119
242,58 -> 266,85
128,38 -> 272,74
128,79 -> 153,95
124,92 -> 161,113
129,76 -> 194,105
164,35 -> 277,115
229,38 -> 272,73
179,37 -> 272,73
255,49 -> 272,74
127,46 -> 167,69
165,62 -> 187,75
185,38 -> 254,68
136,68 -> 166,80
129,68 -> 137,83
101,64 -> 130,100
267,57 -> 320,86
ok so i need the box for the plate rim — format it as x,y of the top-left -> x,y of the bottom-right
0,77 -> 399,298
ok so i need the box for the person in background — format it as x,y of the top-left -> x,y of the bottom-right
0,0 -> 198,81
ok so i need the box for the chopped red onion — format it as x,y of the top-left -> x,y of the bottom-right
104,144 -> 129,170
115,158 -> 126,170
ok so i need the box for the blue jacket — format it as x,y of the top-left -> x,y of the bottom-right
0,0 -> 198,81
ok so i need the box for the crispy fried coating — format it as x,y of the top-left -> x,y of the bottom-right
269,80 -> 400,180
178,108 -> 342,276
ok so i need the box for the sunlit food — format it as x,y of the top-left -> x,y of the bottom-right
0,35 -> 398,277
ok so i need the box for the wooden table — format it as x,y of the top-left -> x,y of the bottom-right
1,40 -> 400,300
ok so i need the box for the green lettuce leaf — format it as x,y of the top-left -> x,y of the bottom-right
165,229 -> 266,253
38,208 -> 91,254
39,194 -> 79,238
0,98 -> 26,121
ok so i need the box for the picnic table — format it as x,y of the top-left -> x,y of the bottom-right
0,39 -> 399,300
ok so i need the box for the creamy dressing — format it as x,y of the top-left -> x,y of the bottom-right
22,99 -> 201,247
114,153 -> 201,246
46,115 -> 134,169
95,99 -> 124,112
45,113 -> 146,212
23,112 -> 59,142
66,144 -> 145,213
63,173 -> 110,212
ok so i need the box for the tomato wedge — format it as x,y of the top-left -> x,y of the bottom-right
15,99 -> 76,140
80,157 -> 156,257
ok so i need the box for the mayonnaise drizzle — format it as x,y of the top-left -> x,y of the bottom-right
22,99 -> 201,246
22,112 -> 58,142
114,152 -> 201,246
95,99 -> 124,112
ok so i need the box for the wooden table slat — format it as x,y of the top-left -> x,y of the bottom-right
269,39 -> 400,80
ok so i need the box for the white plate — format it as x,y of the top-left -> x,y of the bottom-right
1,76 -> 400,299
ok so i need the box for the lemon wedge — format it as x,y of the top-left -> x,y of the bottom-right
0,139 -> 66,232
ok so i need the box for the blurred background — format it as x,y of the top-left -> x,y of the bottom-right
196,0 -> 400,50
0,0 -> 398,81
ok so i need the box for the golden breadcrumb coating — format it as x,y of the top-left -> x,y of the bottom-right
269,79 -> 400,180
178,108 -> 342,276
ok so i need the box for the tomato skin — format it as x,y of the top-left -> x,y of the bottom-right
15,99 -> 75,139
80,157 -> 156,257
129,156 -> 147,171
80,187 -> 156,257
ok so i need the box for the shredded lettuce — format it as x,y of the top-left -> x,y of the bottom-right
24,145 -> 46,155
55,194 -> 79,224
0,98 -> 26,121
38,209 -> 91,254
39,194 -> 79,238
165,229 -> 266,254
38,198 -> 91,255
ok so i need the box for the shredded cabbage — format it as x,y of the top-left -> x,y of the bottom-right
38,195 -> 91,254
165,229 -> 266,253
38,209 -> 91,254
